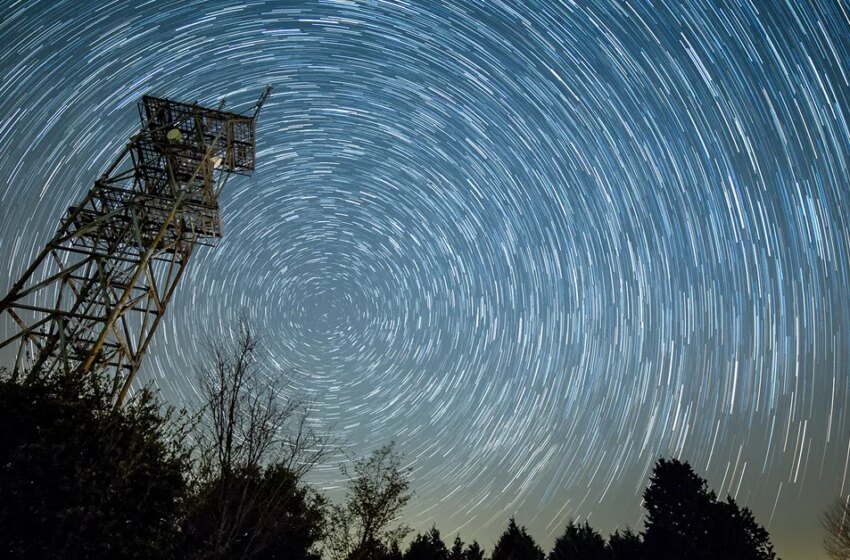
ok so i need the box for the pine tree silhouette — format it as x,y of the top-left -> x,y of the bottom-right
549,520 -> 607,560
492,518 -> 544,560
641,458 -> 776,560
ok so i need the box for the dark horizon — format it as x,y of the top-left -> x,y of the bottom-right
2,1 -> 850,558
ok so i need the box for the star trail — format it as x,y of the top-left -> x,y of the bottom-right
1,1 -> 849,558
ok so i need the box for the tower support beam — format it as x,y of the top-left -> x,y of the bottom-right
0,87 -> 270,402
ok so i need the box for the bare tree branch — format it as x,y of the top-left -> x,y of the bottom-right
824,496 -> 850,560
186,319 -> 334,560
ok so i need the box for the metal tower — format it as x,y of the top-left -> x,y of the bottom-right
0,87 -> 271,403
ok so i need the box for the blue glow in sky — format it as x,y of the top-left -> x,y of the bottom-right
1,2 -> 849,558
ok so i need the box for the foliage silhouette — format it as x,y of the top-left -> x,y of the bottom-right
387,539 -> 405,560
464,540 -> 486,560
0,357 -> 784,560
549,520 -> 607,560
642,457 -> 717,558
404,526 -> 448,560
179,463 -> 326,560
324,443 -> 412,560
492,518 -> 545,560
712,497 -> 776,560
0,368 -> 188,560
606,528 -> 642,560
449,534 -> 465,560
642,458 -> 775,560
181,323 -> 330,560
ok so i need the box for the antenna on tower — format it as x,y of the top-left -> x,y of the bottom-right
0,87 -> 270,404
253,85 -> 273,120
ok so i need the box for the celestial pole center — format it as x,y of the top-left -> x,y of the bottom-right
1,2 -> 849,558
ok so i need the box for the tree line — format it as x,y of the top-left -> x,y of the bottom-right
376,453 -> 778,560
0,325 -> 844,559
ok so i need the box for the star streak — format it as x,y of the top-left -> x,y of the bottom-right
1,2 -> 848,558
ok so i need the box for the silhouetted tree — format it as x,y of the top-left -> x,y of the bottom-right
823,497 -> 850,560
180,464 -> 325,560
465,540 -> 486,560
405,526 -> 448,560
712,497 -> 776,560
491,518 -> 544,560
194,323 -> 330,481
606,528 -> 642,560
642,458 -> 717,559
324,443 -> 412,560
549,520 -> 607,560
642,458 -> 775,560
180,323 -> 330,560
0,368 -> 189,560
387,539 -> 405,560
449,534 -> 465,560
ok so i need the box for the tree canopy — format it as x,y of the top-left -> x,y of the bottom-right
464,540 -> 486,560
606,528 -> 642,560
549,520 -> 607,560
449,534 -> 465,560
0,370 -> 188,560
642,458 -> 776,560
492,518 -> 545,560
180,324 -> 330,560
0,324 -> 332,560
324,443 -> 413,560
0,333 -> 781,560
404,526 -> 448,560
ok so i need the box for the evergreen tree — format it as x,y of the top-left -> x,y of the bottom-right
607,528 -> 642,560
711,497 -> 776,560
549,520 -> 607,560
464,540 -> 486,560
491,518 -> 544,560
641,458 -> 776,560
642,458 -> 716,559
404,526 -> 448,560
387,539 -> 404,560
404,532 -> 430,560
449,535 -> 465,560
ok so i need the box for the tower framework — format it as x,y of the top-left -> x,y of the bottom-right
0,87 -> 270,403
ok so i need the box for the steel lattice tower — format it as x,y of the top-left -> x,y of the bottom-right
0,87 -> 271,403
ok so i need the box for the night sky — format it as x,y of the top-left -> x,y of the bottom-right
1,1 -> 849,558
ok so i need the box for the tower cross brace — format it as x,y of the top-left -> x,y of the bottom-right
0,87 -> 270,403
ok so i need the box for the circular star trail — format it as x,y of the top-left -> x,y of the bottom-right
1,2 -> 849,558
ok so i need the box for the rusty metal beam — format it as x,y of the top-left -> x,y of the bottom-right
0,87 -> 270,403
